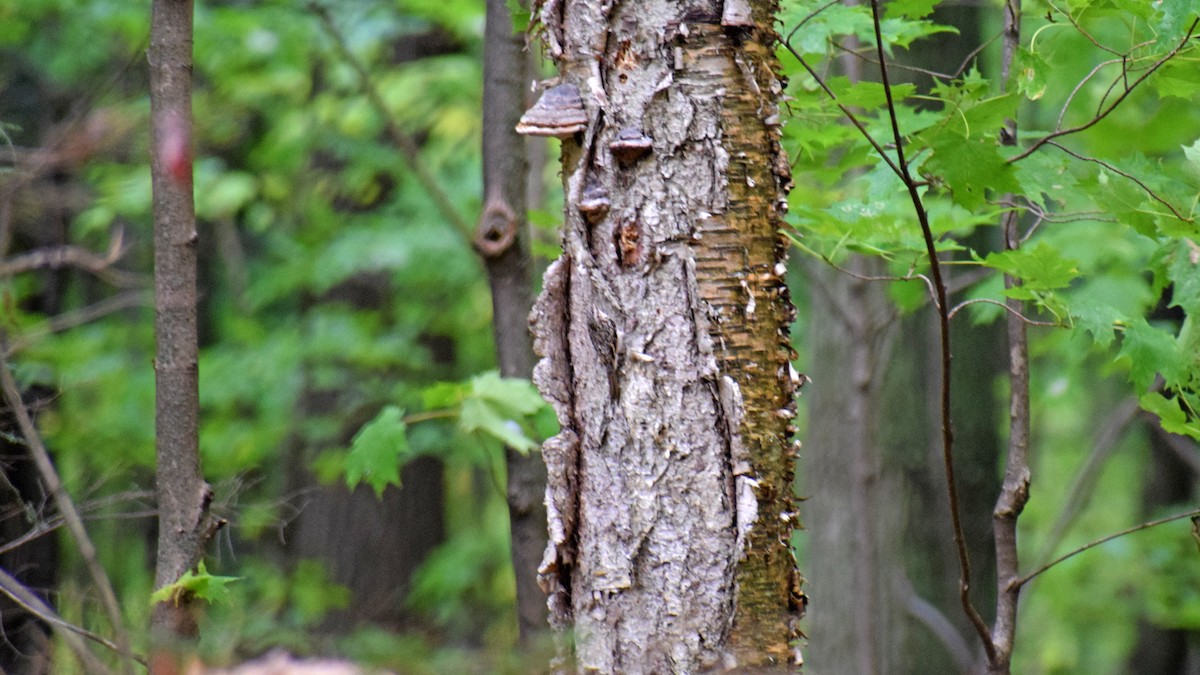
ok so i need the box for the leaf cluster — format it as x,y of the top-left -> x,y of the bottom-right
781,0 -> 1200,438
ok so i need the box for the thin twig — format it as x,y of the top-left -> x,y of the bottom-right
904,590 -> 974,674
947,298 -> 1061,326
0,338 -> 136,672
1032,398 -> 1141,571
1055,57 -> 1122,131
0,565 -> 126,673
831,41 -> 956,81
1017,508 -> 1200,588
1045,0 -> 1122,55
953,32 -> 1002,80
1045,141 -> 1192,222
0,232 -> 143,287
785,0 -> 843,47
1009,18 -> 1199,163
866,0 -> 996,659
308,2 -> 476,245
780,41 -> 906,182
2,291 -> 151,357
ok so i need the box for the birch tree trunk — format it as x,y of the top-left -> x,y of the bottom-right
527,1 -> 803,670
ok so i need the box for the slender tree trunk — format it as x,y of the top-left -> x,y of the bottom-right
479,0 -> 549,639
148,0 -> 219,642
529,1 -> 801,669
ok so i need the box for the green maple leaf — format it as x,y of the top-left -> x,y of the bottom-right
923,134 -> 1019,209
983,242 -> 1080,291
150,561 -> 241,606
344,405 -> 410,497
1119,318 -> 1185,390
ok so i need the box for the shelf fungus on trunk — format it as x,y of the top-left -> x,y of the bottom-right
515,83 -> 588,138
578,176 -> 611,224
608,127 -> 653,166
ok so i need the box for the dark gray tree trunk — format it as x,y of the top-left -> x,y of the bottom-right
479,0 -> 549,639
529,1 -> 801,669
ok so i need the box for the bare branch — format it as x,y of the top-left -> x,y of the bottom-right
779,41 -> 906,182
0,565 -> 128,673
0,337 -> 135,672
904,590 -> 975,674
2,291 -> 151,357
1055,58 -> 1123,131
1032,397 -> 1141,571
864,0 -> 996,658
0,228 -> 143,287
947,298 -> 1061,326
1045,141 -> 1193,222
1009,19 -> 1199,163
1045,1 -> 1122,56
784,0 -> 843,47
1017,508 -> 1200,588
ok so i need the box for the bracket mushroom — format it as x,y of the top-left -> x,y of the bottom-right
578,177 -> 611,224
516,84 -> 587,138
609,127 -> 653,167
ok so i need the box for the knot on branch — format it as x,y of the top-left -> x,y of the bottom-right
474,200 -> 517,258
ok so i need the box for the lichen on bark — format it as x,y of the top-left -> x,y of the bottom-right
528,0 -> 801,670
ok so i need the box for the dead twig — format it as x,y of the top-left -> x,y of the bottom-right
0,333 -> 136,673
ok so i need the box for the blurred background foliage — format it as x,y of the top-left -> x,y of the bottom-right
0,0 -> 1197,673
782,0 -> 1200,672
1,0 -> 559,670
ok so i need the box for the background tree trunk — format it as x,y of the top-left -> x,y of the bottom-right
802,260 -> 905,675
479,0 -> 549,640
801,5 -> 1003,672
529,1 -> 801,670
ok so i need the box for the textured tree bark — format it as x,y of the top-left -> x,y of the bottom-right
479,0 -> 550,639
149,0 -> 220,642
529,1 -> 802,670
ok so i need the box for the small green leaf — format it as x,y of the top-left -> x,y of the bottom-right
1140,392 -> 1200,440
1168,239 -> 1200,315
886,0 -> 941,20
1183,140 -> 1200,179
1013,47 -> 1047,101
1070,298 -> 1125,348
1119,318 -> 1184,390
150,561 -> 241,606
983,242 -> 1080,291
829,78 -> 916,109
468,371 -> 547,419
923,134 -> 1019,209
344,405 -> 410,497
460,396 -> 539,454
